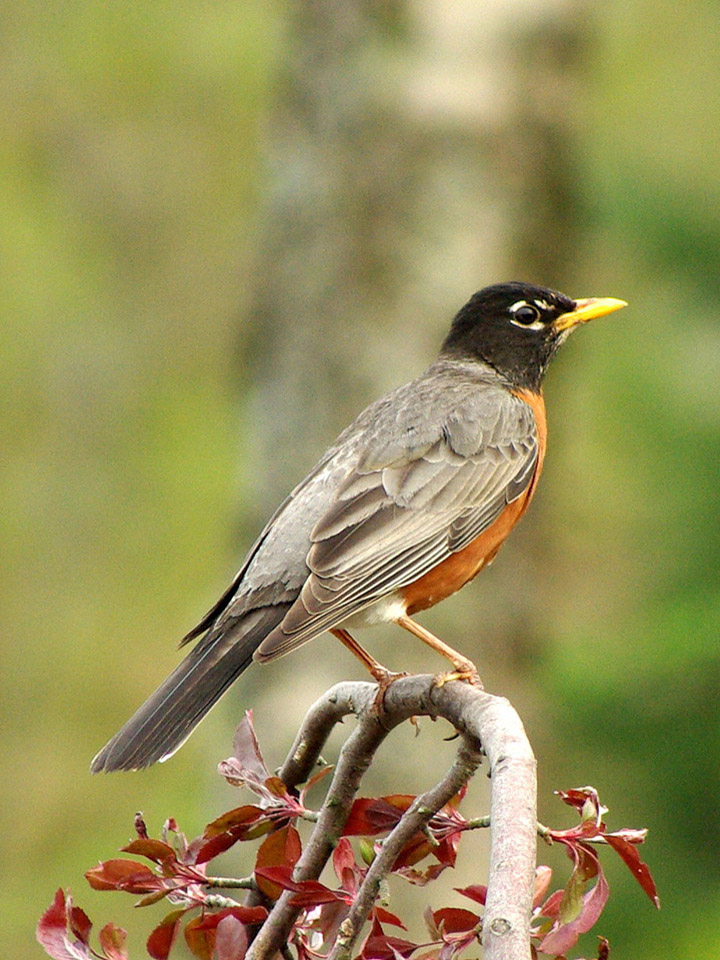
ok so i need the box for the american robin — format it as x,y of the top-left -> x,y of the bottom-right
92,282 -> 625,772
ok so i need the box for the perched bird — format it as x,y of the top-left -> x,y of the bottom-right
92,282 -> 626,772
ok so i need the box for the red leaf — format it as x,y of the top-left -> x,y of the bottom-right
254,868 -> 346,907
193,907 -> 268,933
253,865 -> 296,889
146,909 -> 187,960
537,889 -> 564,920
432,908 -> 480,935
196,806 -> 267,864
230,711 -> 271,783
203,806 -> 265,838
361,933 -> 419,959
185,906 -> 266,959
98,923 -> 128,960
360,917 -> 418,959
215,916 -> 249,960
264,776 -> 290,798
255,824 -> 302,869
121,838 -> 176,865
37,889 -> 67,937
557,787 -> 604,825
184,915 -> 214,960
373,907 -> 407,930
538,846 -> 609,956
36,889 -> 91,960
254,826 -> 302,900
532,867 -> 553,910
342,799 -> 382,836
333,837 -> 357,882
68,904 -> 92,945
361,916 -> 419,960
604,835 -> 660,908
392,834 -> 434,870
85,859 -> 159,894
434,837 -> 458,868
135,888 -> 176,909
197,824 -> 273,865
344,796 -> 415,836
455,884 -> 487,906
289,885 -> 349,908
228,906 -> 268,925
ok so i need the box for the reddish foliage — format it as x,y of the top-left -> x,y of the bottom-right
38,716 -> 658,960
183,908 -> 263,960
146,908 -> 185,960
122,838 -> 177,865
254,824 -> 302,900
98,923 -> 129,960
86,858 -> 161,894
603,834 -> 660,908
532,788 -> 659,956
360,916 -> 419,959
455,884 -> 487,906
343,795 -> 416,835
343,791 -> 469,876
195,805 -> 271,864
37,889 -> 128,960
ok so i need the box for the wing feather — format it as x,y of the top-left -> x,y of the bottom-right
256,383 -> 540,660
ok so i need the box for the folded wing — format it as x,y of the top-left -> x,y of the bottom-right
256,380 -> 539,659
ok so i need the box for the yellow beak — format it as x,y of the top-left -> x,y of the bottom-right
554,297 -> 628,332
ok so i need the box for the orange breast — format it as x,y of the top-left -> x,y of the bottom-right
400,388 -> 547,616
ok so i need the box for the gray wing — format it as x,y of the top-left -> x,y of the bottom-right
255,366 -> 539,660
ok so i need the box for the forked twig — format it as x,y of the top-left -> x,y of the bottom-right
246,675 -> 536,960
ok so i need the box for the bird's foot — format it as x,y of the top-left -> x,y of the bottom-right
370,666 -> 410,710
434,659 -> 483,688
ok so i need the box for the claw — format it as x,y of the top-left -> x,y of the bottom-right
434,663 -> 482,688
370,668 -> 410,710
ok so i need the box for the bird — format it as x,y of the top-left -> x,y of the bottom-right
91,282 -> 626,772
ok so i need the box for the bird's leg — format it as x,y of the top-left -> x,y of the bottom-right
330,628 -> 408,691
395,615 -> 482,687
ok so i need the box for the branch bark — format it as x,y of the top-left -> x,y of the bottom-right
246,675 -> 537,960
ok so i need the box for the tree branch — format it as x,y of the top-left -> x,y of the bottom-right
246,675 -> 537,960
328,736 -> 483,960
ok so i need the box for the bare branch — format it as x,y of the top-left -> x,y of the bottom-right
246,675 -> 537,960
278,681 -> 380,789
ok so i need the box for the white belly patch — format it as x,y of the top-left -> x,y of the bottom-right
338,592 -> 408,631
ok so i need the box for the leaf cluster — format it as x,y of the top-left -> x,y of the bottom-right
38,714 -> 657,960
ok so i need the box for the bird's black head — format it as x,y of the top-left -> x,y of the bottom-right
441,282 -> 626,391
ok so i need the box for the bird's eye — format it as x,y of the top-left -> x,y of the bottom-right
510,303 -> 541,325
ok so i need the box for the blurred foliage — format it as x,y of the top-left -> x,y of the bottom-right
2,2 -> 719,958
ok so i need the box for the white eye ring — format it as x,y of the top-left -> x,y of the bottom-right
509,300 -> 545,330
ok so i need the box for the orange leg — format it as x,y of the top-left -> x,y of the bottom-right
395,615 -> 481,687
330,628 -> 407,689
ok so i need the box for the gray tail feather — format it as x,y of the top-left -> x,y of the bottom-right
90,606 -> 288,773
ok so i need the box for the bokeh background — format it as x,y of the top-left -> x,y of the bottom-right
3,1 -> 719,957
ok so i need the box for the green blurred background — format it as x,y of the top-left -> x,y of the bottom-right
3,1 -> 719,957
